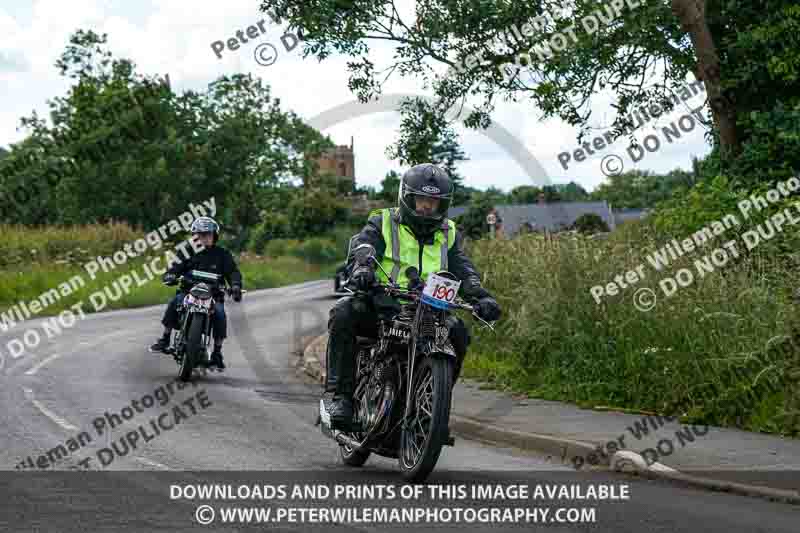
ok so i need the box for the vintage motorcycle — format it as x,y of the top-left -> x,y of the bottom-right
318,245 -> 494,482
166,270 -> 245,381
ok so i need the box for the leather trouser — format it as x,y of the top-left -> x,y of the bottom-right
326,295 -> 470,400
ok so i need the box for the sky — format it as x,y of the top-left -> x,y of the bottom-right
0,0 -> 712,193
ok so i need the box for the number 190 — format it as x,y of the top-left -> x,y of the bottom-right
434,285 -> 455,301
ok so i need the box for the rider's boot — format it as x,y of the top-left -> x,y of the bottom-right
329,394 -> 355,431
149,330 -> 172,354
329,343 -> 357,431
210,344 -> 226,371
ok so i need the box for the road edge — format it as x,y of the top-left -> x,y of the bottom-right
303,334 -> 800,505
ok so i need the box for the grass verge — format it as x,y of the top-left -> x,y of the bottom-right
462,219 -> 800,436
0,254 -> 338,319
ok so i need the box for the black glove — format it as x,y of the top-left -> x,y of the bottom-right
475,296 -> 501,322
231,285 -> 242,302
351,266 -> 376,291
163,272 -> 178,286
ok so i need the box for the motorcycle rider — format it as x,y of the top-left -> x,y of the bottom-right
327,163 -> 502,430
149,216 -> 243,370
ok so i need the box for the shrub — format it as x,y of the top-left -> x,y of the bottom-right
247,213 -> 291,254
570,213 -> 610,234
289,237 -> 341,264
262,238 -> 299,258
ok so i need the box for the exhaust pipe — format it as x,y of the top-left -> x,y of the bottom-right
320,399 -> 366,451
334,433 -> 365,451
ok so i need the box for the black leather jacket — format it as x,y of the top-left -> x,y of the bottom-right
347,211 -> 491,301
167,245 -> 242,300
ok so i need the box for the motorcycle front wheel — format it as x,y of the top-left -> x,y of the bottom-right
398,356 -> 453,482
179,314 -> 205,382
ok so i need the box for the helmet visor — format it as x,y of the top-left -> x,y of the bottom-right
191,217 -> 220,234
405,193 -> 450,220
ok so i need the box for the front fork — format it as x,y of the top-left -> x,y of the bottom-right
174,306 -> 213,362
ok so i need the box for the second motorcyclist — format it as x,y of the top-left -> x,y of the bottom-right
149,216 -> 243,370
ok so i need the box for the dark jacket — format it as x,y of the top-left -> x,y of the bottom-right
347,211 -> 491,301
167,245 -> 242,299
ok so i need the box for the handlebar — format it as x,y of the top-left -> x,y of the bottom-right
350,282 -> 493,330
348,254 -> 496,330
167,275 -> 247,298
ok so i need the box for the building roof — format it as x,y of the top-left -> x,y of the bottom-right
448,201 -> 614,235
612,208 -> 650,223
448,206 -> 468,219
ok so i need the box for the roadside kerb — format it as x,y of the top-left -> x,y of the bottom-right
302,333 -> 800,505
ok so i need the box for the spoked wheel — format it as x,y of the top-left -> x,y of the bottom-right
399,357 -> 452,482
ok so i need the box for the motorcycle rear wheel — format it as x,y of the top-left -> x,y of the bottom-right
398,356 -> 452,482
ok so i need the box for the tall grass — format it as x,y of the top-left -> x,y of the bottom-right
0,222 -> 141,268
464,220 -> 800,435
0,224 -> 340,318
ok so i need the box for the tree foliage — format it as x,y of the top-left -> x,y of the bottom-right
379,170 -> 401,202
591,168 -> 697,209
454,193 -> 495,240
259,0 -> 800,178
385,97 -> 470,204
0,29 -> 333,241
570,213 -> 610,234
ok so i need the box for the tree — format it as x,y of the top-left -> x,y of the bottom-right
481,186 -> 509,205
541,185 -> 561,202
379,170 -> 400,202
259,0 -> 800,173
591,169 -> 693,208
1,29 -> 331,237
509,185 -> 541,204
455,194 -> 496,240
286,186 -> 350,238
384,97 -> 470,202
557,182 -> 590,202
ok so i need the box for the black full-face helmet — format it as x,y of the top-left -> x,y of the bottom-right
398,163 -> 454,236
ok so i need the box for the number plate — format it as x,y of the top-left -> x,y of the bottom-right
421,273 -> 461,309
184,294 -> 211,308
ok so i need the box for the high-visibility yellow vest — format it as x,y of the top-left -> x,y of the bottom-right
376,208 -> 456,288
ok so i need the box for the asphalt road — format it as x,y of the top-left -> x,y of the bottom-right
1,280 -> 798,532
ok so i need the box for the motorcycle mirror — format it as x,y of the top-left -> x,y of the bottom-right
353,243 -> 376,266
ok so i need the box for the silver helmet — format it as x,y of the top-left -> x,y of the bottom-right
190,216 -> 220,243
